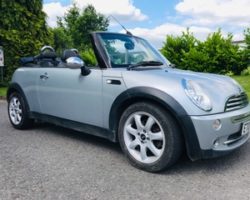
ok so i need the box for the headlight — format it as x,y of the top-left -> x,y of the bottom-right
182,79 -> 212,111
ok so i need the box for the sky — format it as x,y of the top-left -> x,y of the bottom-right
43,0 -> 250,48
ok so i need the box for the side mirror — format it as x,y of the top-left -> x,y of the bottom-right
66,57 -> 84,69
81,66 -> 91,76
66,56 -> 91,76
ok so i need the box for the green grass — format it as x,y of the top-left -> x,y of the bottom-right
232,75 -> 250,98
0,87 -> 7,97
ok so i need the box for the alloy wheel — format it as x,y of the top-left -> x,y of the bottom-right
123,111 -> 165,164
9,97 -> 23,125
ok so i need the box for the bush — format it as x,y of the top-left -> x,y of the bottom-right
80,49 -> 97,67
0,1 -> 53,82
161,29 -> 249,75
241,67 -> 250,76
161,30 -> 198,69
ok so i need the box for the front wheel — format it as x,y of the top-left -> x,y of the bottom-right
8,92 -> 33,129
118,102 -> 183,172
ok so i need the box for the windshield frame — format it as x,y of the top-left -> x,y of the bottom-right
96,32 -> 170,69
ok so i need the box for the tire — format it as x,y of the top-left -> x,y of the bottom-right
118,102 -> 183,172
8,92 -> 33,129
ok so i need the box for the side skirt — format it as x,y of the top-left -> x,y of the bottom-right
29,112 -> 116,142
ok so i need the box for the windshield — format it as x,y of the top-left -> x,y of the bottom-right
98,33 -> 170,68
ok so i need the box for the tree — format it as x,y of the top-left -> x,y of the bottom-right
74,5 -> 109,48
59,4 -> 109,50
245,28 -> 250,49
50,4 -> 109,66
0,0 -> 53,81
51,26 -> 72,55
244,28 -> 250,65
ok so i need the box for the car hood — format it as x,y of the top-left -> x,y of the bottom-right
121,67 -> 245,115
166,68 -> 242,93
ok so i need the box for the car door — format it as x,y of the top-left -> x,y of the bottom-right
18,68 -> 42,113
37,67 -> 103,127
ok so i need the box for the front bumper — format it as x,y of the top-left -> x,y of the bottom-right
191,104 -> 250,159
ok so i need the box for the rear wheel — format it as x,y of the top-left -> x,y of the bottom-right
8,92 -> 33,129
118,102 -> 183,172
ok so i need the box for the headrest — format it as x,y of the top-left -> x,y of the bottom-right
61,50 -> 77,62
39,51 -> 57,59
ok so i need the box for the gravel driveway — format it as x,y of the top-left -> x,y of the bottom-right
0,100 -> 250,200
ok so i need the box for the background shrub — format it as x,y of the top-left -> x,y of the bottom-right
161,29 -> 249,75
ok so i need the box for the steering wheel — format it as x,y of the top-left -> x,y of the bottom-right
40,46 -> 55,54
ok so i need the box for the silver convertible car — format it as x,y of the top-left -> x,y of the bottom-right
7,32 -> 250,172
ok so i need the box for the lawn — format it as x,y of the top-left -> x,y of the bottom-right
233,75 -> 250,98
0,87 -> 7,97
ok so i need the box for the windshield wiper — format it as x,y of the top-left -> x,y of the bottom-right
127,60 -> 164,70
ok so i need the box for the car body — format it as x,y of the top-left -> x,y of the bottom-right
7,32 -> 250,172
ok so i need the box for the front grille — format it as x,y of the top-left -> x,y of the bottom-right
225,92 -> 249,112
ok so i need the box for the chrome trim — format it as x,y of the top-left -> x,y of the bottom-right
225,92 -> 248,112
224,134 -> 248,145
231,111 -> 250,123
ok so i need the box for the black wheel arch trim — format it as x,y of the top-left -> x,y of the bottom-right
109,86 -> 202,161
7,82 -> 30,112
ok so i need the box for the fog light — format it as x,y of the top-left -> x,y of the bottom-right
212,119 -> 222,131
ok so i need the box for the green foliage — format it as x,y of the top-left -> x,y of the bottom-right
181,43 -> 209,72
50,27 -> 72,55
0,0 -> 53,82
57,4 -> 109,50
62,4 -> 80,49
245,28 -> 250,49
161,30 -> 198,69
225,71 -> 234,76
0,87 -> 7,97
232,75 -> 250,98
51,4 -> 109,66
241,67 -> 250,76
64,4 -> 80,34
202,31 -> 246,75
74,5 -> 109,48
161,29 -> 249,75
244,28 -> 250,64
80,49 -> 97,66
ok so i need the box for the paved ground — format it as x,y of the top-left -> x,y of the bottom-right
1,100 -> 250,200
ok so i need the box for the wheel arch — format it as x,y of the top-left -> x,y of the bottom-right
109,87 -> 202,161
7,83 -> 30,112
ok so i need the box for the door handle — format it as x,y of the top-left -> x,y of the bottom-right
40,73 -> 49,80
106,79 -> 121,85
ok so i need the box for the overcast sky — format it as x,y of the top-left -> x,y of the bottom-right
43,0 -> 250,48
